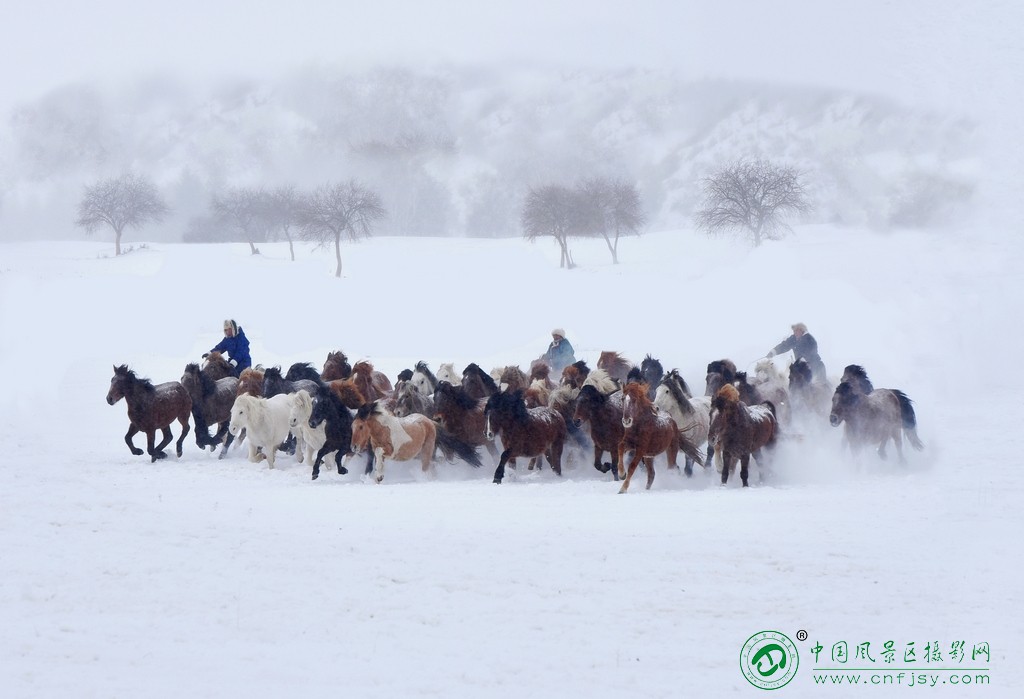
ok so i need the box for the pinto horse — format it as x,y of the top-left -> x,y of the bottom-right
708,384 -> 778,487
107,365 -> 192,462
484,389 -> 567,484
181,363 -> 239,457
830,378 -> 923,462
618,383 -> 703,494
352,402 -> 481,483
321,351 -> 352,381
572,384 -> 625,477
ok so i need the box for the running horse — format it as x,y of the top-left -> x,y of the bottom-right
618,382 -> 703,494
708,384 -> 778,487
106,365 -> 192,462
484,389 -> 567,484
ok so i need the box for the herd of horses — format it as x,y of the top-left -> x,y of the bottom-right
106,346 -> 925,492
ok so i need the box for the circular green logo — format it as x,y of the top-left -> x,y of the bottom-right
740,630 -> 800,690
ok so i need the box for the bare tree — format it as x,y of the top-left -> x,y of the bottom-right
579,177 -> 646,264
695,159 -> 810,246
75,172 -> 169,256
298,181 -> 386,277
211,187 -> 266,255
263,186 -> 303,261
521,184 -> 581,269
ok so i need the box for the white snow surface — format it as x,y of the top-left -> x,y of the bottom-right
1,224 -> 1020,696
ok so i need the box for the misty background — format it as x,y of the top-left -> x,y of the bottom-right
0,1 -> 1017,243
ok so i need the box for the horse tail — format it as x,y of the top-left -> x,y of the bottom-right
761,400 -> 780,447
677,430 -> 705,468
893,390 -> 925,450
435,428 -> 483,468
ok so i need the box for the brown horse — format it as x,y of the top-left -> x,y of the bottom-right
617,383 -> 703,494
560,360 -> 590,389
484,389 -> 567,484
237,367 -> 265,397
572,384 -> 625,477
597,351 -> 633,385
202,351 -> 235,381
788,358 -> 833,422
461,363 -> 499,401
708,384 -> 778,487
351,360 -> 394,403
321,351 -> 352,381
704,359 -> 738,396
181,363 -> 239,457
107,365 -> 192,462
497,365 -> 530,393
327,378 -> 366,410
432,381 -> 499,460
529,359 -> 556,390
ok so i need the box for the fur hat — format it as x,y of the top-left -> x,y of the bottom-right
224,319 -> 238,336
791,322 -> 808,335
551,328 -> 566,339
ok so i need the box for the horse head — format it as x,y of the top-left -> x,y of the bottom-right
573,384 -> 605,427
829,382 -> 860,427
107,364 -> 134,404
411,361 -> 437,396
289,389 -> 313,429
621,382 -> 653,429
841,365 -> 874,394
322,351 -> 352,381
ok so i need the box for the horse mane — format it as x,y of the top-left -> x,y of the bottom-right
353,360 -> 375,375
569,359 -> 589,374
641,355 -> 662,373
494,389 -> 530,422
577,383 -> 608,405
415,361 -> 438,387
436,381 -> 479,411
464,363 -> 499,393
707,359 -> 737,381
581,368 -> 618,395
842,364 -> 875,392
355,401 -> 383,421
662,370 -> 694,411
626,366 -> 643,384
622,382 -> 653,407
790,358 -> 813,386
397,368 -> 414,382
285,362 -> 321,383
114,364 -> 155,392
598,351 -> 631,369
264,366 -> 284,381
713,383 -> 741,410
529,359 -> 551,382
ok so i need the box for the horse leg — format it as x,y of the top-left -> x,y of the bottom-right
893,428 -> 906,464
147,430 -> 167,462
265,445 -> 278,469
592,445 -> 609,473
154,426 -> 173,457
311,447 -> 327,480
740,454 -> 751,487
643,456 -> 655,490
721,454 -> 735,485
334,450 -> 348,475
364,449 -> 375,476
618,452 -> 643,494
616,443 -> 627,480
493,450 -> 512,484
549,437 -> 564,476
373,447 -> 387,483
124,424 -> 144,456
175,416 -> 190,457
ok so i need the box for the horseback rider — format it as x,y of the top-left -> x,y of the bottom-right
542,328 -> 576,374
767,322 -> 826,382
205,319 -> 252,376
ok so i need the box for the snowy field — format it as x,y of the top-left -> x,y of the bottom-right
1,226 -> 1020,696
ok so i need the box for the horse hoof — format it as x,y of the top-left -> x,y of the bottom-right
374,476 -> 384,484
493,478 -> 502,484
338,467 -> 348,475
132,448 -> 145,456
311,472 -> 319,481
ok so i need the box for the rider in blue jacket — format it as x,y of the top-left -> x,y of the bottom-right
208,319 -> 251,375
543,328 -> 576,374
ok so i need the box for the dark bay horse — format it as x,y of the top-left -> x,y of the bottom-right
572,384 -> 625,477
432,381 -> 499,460
618,383 -> 703,494
107,365 -> 192,462
262,366 -> 321,398
461,363 -> 499,401
830,379 -> 923,462
285,362 -> 324,384
708,384 -> 778,487
788,358 -> 833,421
181,363 -> 239,457
321,351 -> 352,381
484,389 -> 567,484
202,351 -> 235,381
705,359 -> 738,397
307,386 -> 354,480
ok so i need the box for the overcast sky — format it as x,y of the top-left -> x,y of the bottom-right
3,0 -> 1019,113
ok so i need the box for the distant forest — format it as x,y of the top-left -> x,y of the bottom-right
0,65 -> 977,242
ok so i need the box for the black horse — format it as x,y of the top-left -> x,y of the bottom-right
306,386 -> 354,480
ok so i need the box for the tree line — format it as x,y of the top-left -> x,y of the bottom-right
76,160 -> 809,271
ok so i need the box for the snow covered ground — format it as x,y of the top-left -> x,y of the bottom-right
1,225 -> 1020,696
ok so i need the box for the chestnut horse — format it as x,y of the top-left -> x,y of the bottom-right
107,365 -> 192,462
351,360 -> 394,403
560,360 -> 590,389
237,367 -> 265,397
597,351 -> 633,385
484,389 -> 567,484
708,384 -> 778,487
321,351 -> 352,381
572,384 -> 625,477
617,383 -> 703,494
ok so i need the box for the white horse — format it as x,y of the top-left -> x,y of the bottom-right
287,389 -> 331,467
229,393 -> 294,468
409,361 -> 439,396
750,352 -> 792,427
654,369 -> 712,474
436,362 -> 461,386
